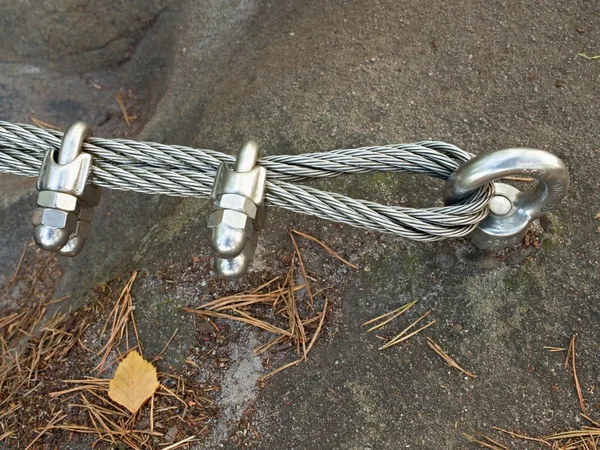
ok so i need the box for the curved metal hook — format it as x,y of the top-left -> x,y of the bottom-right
57,121 -> 92,164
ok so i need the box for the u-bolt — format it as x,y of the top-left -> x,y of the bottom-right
33,121 -> 101,256
443,148 -> 569,250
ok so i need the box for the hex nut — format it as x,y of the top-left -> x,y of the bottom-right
32,207 -> 78,230
207,209 -> 254,236
37,191 -> 79,211
214,194 -> 258,219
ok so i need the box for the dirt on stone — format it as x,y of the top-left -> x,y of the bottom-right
0,247 -> 218,449
0,230 -> 349,449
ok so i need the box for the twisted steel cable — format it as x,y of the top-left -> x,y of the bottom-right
0,121 -> 494,241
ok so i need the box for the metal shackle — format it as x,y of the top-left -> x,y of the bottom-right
443,148 -> 569,250
33,121 -> 101,256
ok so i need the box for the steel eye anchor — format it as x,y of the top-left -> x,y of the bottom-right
443,148 -> 569,250
32,121 -> 101,256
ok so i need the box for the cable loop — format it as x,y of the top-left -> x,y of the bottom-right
0,121 -> 494,241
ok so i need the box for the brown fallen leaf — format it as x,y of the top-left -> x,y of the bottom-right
108,350 -> 159,414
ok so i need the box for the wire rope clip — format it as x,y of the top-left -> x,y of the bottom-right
443,148 -> 569,250
208,141 -> 267,280
32,121 -> 101,256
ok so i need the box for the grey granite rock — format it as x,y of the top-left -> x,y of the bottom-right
1,0 -> 599,448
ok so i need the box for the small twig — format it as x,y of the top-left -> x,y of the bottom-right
427,337 -> 477,379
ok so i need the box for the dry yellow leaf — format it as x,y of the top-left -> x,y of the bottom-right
108,350 -> 159,414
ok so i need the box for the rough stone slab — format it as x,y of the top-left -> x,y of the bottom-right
1,0 -> 599,448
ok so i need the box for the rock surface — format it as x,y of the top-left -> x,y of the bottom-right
1,0 -> 599,448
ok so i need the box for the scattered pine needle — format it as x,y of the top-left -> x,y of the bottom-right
362,299 -> 417,332
258,358 -> 303,383
493,427 -> 551,446
569,335 -> 586,414
582,414 -> 600,428
291,229 -> 358,269
29,117 -> 59,130
25,411 -> 66,450
544,345 -> 567,352
379,315 -> 436,350
578,52 -> 600,60
564,338 -> 573,370
464,433 -> 507,450
377,310 -> 431,349
548,429 -> 600,439
305,299 -> 328,356
161,435 -> 199,449
186,309 -> 292,337
2,251 -> 216,448
116,94 -> 132,127
186,230 -> 342,381
96,271 -> 138,373
0,431 -> 15,441
151,328 -> 179,363
426,337 -> 477,379
289,232 -> 314,307
474,333 -> 600,450
7,244 -> 27,287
